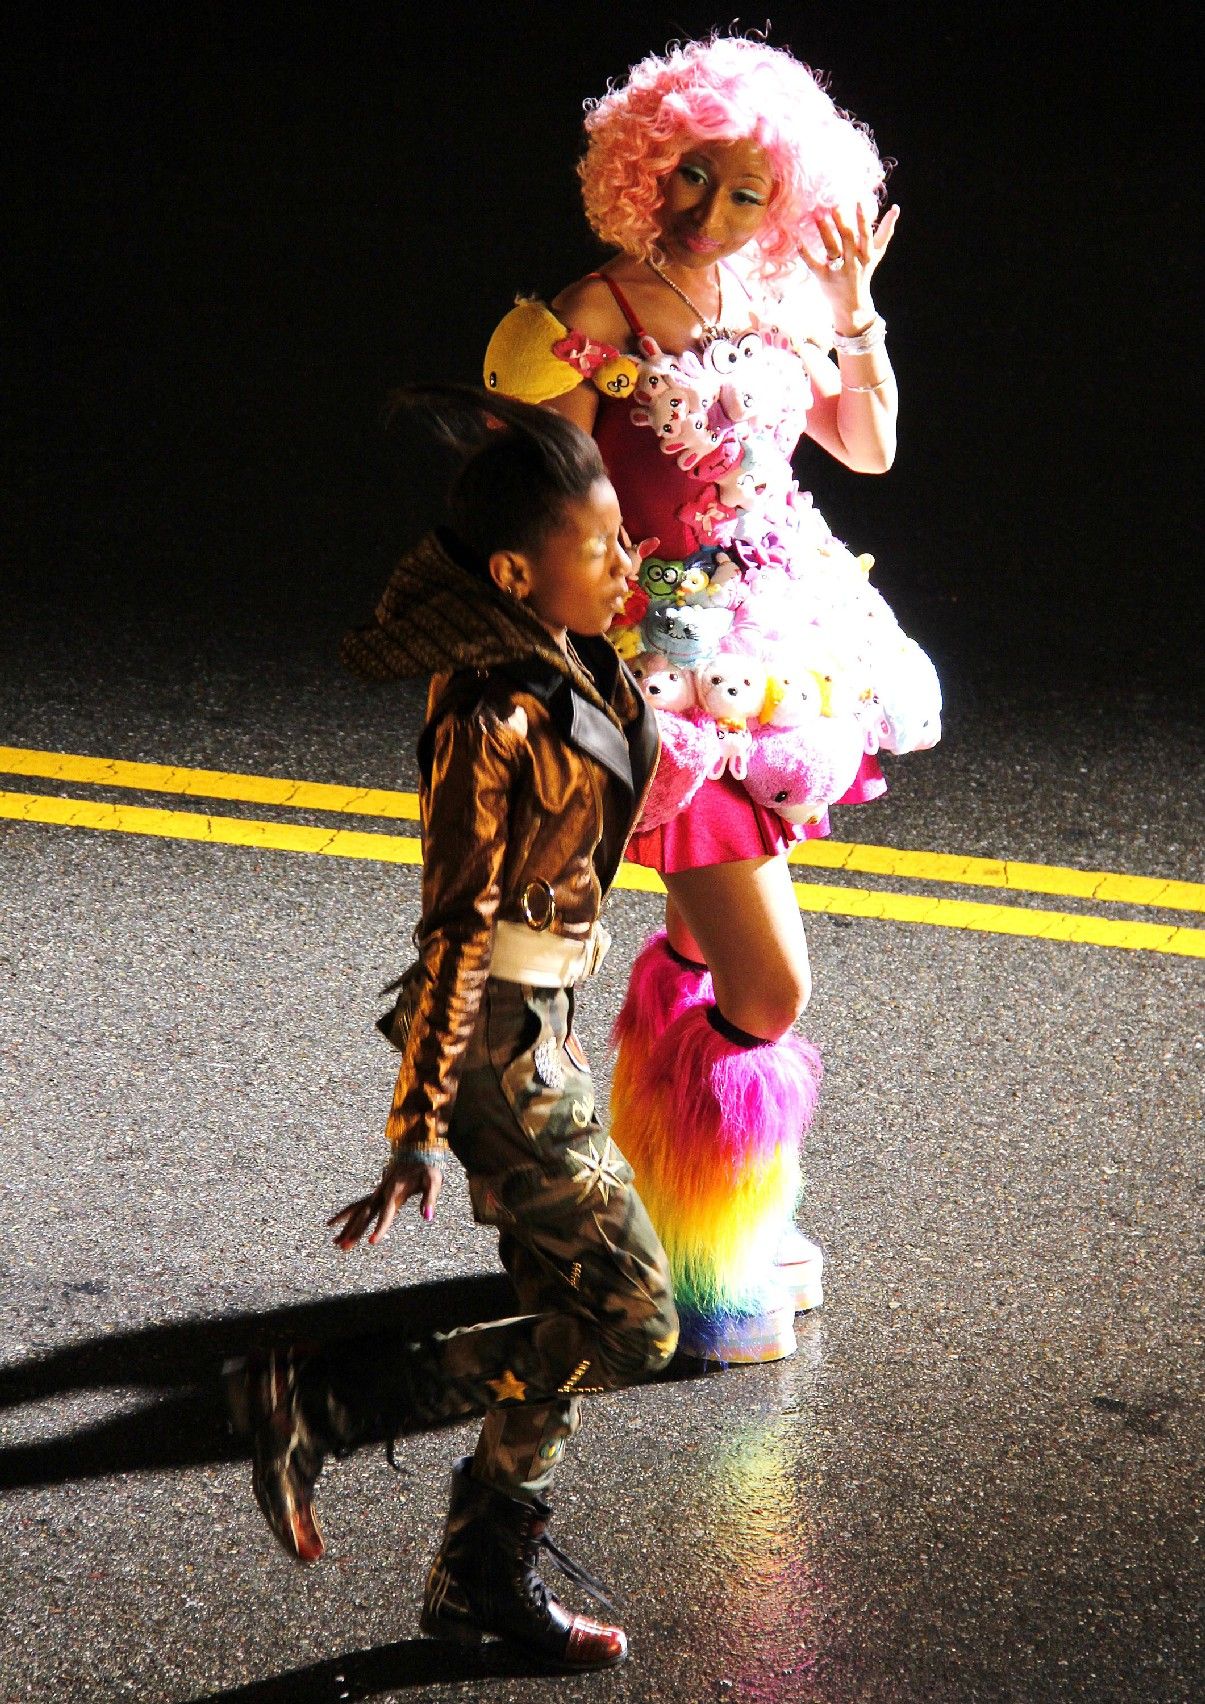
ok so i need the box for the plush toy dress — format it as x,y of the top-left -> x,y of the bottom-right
485,278 -> 940,1362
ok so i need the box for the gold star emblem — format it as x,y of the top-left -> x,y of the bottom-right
565,1135 -> 626,1206
486,1369 -> 528,1404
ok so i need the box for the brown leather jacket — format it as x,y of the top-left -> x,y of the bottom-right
342,529 -> 659,1156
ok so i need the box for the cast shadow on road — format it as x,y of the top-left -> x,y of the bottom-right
182,1634 -> 556,1701
0,1274 -> 711,1491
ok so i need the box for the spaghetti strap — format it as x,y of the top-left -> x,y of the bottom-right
587,271 -> 645,338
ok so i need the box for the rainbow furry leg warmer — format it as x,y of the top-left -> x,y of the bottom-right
610,929 -> 712,1096
610,933 -> 822,1364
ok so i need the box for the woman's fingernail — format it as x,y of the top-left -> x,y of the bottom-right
423,1205 -> 434,1221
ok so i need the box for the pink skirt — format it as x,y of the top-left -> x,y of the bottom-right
837,751 -> 888,806
625,753 -> 885,876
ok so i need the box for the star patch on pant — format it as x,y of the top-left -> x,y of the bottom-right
486,1369 -> 528,1404
566,1135 -> 626,1205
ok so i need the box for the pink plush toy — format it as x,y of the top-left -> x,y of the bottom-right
702,329 -> 813,439
630,336 -> 721,467
744,716 -> 865,825
636,710 -> 721,832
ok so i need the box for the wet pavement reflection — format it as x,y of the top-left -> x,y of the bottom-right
696,1335 -> 829,1702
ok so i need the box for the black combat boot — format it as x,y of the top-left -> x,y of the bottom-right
420,1457 -> 628,1669
225,1335 -> 497,1565
224,1349 -> 328,1564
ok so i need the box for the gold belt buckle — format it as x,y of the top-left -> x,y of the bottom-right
520,879 -> 556,932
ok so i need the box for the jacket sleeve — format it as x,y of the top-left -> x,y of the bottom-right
383,703 -> 519,1154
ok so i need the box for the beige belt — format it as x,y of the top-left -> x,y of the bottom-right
489,920 -> 611,988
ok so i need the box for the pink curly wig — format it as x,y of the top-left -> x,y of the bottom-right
579,35 -> 886,281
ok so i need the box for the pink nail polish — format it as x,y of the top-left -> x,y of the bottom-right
423,1205 -> 434,1221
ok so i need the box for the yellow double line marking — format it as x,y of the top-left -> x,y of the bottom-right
0,746 -> 421,820
2,745 -> 1202,958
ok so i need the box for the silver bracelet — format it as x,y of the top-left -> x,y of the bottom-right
842,375 -> 891,392
833,316 -> 886,355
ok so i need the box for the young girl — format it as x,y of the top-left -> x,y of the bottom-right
227,387 -> 676,1671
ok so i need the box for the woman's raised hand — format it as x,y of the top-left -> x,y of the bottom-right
800,201 -> 899,327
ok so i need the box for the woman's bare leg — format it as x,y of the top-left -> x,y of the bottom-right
664,855 -> 812,1041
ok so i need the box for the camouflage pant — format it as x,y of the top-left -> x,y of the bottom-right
309,979 -> 678,1500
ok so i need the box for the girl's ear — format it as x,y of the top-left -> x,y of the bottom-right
488,549 -> 533,602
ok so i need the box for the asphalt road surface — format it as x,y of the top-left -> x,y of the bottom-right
1,597 -> 1201,1704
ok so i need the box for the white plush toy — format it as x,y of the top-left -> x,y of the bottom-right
759,668 -> 827,728
629,652 -> 698,713
630,336 -> 721,468
872,639 -> 943,754
694,652 -> 769,781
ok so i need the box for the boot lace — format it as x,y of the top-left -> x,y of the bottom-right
530,1527 -> 619,1614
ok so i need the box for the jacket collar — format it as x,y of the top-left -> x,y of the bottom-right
565,635 -> 659,805
499,656 -> 637,792
342,528 -> 581,687
382,530 -> 655,800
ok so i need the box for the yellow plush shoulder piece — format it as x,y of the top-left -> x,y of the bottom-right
483,298 -> 639,405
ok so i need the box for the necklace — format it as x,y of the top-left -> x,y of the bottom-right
644,257 -> 725,338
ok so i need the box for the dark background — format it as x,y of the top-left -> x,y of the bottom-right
3,1 -> 1200,686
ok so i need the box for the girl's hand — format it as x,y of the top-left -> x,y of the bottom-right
800,201 -> 899,327
327,1156 -> 443,1250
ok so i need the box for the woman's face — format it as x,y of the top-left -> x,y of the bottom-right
657,138 -> 774,270
521,478 -> 635,640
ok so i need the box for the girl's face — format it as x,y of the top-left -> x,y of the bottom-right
657,138 -> 774,270
509,478 -> 635,645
